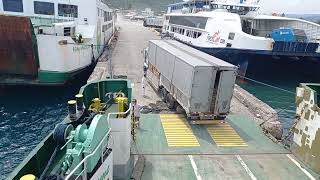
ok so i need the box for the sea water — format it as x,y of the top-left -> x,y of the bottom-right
0,72 -> 309,179
0,76 -> 88,179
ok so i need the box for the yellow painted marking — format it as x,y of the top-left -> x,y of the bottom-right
206,122 -> 248,147
160,114 -> 200,147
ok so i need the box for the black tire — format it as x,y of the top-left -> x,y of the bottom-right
166,94 -> 175,110
158,85 -> 163,93
161,88 -> 168,102
176,105 -> 185,114
216,115 -> 226,120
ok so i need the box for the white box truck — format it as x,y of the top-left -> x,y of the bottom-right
143,17 -> 164,28
146,40 -> 237,120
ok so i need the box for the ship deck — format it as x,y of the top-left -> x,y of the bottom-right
131,113 -> 319,180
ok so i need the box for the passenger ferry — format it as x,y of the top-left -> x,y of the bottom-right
0,0 -> 115,85
163,0 -> 320,80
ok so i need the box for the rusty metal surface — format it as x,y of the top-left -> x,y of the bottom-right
293,84 -> 320,174
0,15 -> 38,76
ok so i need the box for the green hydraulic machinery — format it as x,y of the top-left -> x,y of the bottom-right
57,114 -> 111,176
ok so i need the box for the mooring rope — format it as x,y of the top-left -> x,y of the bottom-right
237,75 -> 296,95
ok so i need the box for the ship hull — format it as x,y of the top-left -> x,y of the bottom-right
187,44 -> 320,84
0,61 -> 96,86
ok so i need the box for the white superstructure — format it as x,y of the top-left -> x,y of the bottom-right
164,11 -> 273,51
0,0 -> 115,85
163,0 -> 320,54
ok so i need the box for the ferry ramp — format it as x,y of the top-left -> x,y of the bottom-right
132,114 -> 319,180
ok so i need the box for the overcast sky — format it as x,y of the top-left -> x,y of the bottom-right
259,0 -> 319,14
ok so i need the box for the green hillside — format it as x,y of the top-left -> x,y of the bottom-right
109,0 -> 182,12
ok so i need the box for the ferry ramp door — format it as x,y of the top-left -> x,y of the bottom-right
0,15 -> 39,77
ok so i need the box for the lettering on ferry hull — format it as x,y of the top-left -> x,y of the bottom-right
73,45 -> 91,52
207,31 -> 221,44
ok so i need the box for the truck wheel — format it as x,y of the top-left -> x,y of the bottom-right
158,85 -> 163,93
176,105 -> 185,114
216,115 -> 226,120
166,94 -> 175,109
161,88 -> 168,102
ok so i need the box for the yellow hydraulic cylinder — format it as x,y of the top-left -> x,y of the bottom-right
115,97 -> 128,117
20,174 -> 36,180
89,98 -> 102,112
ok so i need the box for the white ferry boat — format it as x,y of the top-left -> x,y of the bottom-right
163,0 -> 320,80
0,0 -> 115,85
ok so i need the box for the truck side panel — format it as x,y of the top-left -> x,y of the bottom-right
170,57 -> 194,112
171,57 -> 193,97
148,41 -> 157,65
156,47 -> 175,91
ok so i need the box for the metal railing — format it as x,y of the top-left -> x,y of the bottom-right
65,105 -> 132,180
65,129 -> 111,180
106,103 -> 132,124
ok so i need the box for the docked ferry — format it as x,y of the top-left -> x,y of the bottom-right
0,0 -> 115,85
163,0 -> 320,80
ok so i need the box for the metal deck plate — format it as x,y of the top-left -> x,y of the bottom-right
160,114 -> 200,147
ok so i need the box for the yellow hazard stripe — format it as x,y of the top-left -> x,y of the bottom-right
206,122 -> 248,147
160,114 -> 200,147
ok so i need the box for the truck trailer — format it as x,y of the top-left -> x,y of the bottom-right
146,40 -> 238,121
143,17 -> 164,28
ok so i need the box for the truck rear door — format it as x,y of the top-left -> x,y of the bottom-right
214,70 -> 237,115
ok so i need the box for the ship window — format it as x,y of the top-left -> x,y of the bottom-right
34,1 -> 54,15
58,4 -> 78,18
193,32 -> 197,38
3,0 -> 23,12
63,27 -> 74,36
104,11 -> 107,21
188,30 -> 191,37
100,0 -> 108,6
169,16 -> 208,29
228,33 -> 235,40
196,32 -> 202,38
